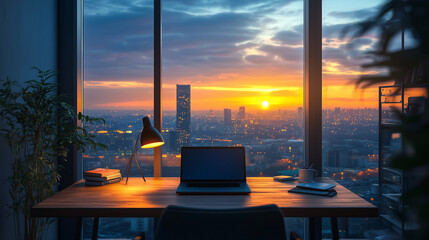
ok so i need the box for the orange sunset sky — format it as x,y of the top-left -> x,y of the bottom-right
83,0 -> 386,111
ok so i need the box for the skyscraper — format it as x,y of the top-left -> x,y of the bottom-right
176,84 -> 191,152
237,106 -> 245,120
224,108 -> 232,125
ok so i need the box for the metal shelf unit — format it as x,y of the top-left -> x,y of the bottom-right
379,84 -> 428,239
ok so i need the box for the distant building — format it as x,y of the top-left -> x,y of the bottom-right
168,130 -> 177,153
297,107 -> 303,121
334,107 -> 341,115
176,84 -> 191,152
224,108 -> 232,125
327,149 -> 352,168
237,106 -> 245,120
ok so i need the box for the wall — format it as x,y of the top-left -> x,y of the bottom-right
0,0 -> 58,239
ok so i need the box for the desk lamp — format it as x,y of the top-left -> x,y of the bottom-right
124,116 -> 164,184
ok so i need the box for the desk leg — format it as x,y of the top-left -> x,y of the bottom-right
309,217 -> 322,240
92,217 -> 99,240
75,217 -> 82,240
330,217 -> 339,240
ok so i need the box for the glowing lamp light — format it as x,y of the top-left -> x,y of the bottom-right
141,142 -> 164,148
140,116 -> 165,149
124,116 -> 164,184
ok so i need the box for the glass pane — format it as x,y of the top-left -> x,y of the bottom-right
83,0 -> 154,239
322,0 -> 386,238
162,0 -> 305,237
162,0 -> 304,177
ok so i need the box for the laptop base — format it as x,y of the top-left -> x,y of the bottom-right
176,182 -> 251,195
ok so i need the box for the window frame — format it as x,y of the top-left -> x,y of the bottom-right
73,0 -> 323,181
69,0 -> 323,238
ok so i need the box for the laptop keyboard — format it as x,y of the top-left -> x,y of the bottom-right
187,183 -> 241,188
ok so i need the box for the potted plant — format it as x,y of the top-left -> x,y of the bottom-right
0,68 -> 106,240
346,0 -> 429,238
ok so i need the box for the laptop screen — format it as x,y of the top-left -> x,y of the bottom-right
181,147 -> 246,181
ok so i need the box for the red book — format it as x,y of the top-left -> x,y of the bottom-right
83,168 -> 120,177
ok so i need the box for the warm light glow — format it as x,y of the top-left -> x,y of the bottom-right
262,101 -> 269,109
141,142 -> 164,148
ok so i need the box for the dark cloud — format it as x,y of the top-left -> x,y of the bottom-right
258,44 -> 303,63
322,23 -> 350,38
328,8 -> 377,20
272,30 -> 302,45
244,55 -> 273,64
163,0 -> 299,14
84,6 -> 154,81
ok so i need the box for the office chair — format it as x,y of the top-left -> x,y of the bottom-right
154,204 -> 288,240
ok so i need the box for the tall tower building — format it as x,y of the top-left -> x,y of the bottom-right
237,106 -> 245,120
176,84 -> 191,152
224,108 -> 232,125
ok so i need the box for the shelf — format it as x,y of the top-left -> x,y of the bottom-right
382,175 -> 402,185
380,122 -> 401,128
382,178 -> 402,186
380,94 -> 401,97
382,182 -> 402,193
381,214 -> 419,231
382,167 -> 402,176
382,193 -> 402,204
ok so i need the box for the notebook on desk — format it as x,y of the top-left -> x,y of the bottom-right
176,146 -> 251,195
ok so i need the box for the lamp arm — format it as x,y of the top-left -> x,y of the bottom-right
124,132 -> 143,184
132,132 -> 142,155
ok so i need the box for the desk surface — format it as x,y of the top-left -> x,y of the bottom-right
32,177 -> 377,218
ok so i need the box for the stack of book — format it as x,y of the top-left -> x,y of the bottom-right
84,168 -> 122,186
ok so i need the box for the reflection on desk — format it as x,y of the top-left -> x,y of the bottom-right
32,177 -> 377,218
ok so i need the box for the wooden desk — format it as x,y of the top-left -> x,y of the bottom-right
32,177 -> 377,239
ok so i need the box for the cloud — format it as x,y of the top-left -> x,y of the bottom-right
258,44 -> 303,63
272,30 -> 302,45
193,86 -> 300,92
244,55 -> 272,64
82,0 -> 382,110
83,0 -> 307,84
84,6 -> 154,81
328,8 -> 377,21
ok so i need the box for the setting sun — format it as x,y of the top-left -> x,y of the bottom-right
262,101 -> 269,109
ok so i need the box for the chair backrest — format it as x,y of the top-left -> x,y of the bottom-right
155,204 -> 287,240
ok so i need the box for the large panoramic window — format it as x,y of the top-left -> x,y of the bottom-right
81,0 -> 391,239
321,0 -> 382,238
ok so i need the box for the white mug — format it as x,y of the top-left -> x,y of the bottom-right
299,169 -> 318,183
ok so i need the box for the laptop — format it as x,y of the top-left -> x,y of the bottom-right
176,146 -> 251,195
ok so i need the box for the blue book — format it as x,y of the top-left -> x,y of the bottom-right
288,187 -> 337,197
85,177 -> 122,186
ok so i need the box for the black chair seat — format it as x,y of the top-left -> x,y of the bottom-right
155,204 -> 287,240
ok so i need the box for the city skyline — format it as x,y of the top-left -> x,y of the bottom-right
83,103 -> 379,239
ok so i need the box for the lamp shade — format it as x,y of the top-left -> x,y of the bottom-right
140,116 -> 165,148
